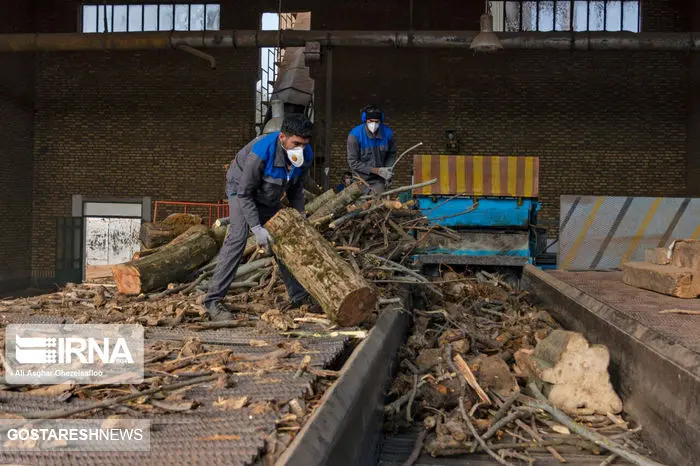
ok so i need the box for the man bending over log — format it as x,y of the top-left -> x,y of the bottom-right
204,114 -> 315,321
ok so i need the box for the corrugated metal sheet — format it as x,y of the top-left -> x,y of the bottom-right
558,195 -> 700,271
412,155 -> 539,197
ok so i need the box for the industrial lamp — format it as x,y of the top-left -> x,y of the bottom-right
470,1 -> 503,52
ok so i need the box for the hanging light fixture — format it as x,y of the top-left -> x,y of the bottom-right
470,1 -> 503,52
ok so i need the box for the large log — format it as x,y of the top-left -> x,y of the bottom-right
305,189 -> 336,215
514,330 -> 622,415
671,239 -> 700,270
265,208 -> 377,326
622,261 -> 700,298
139,222 -> 175,249
112,226 -> 219,295
309,182 -> 364,221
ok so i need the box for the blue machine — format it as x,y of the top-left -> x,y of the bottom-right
410,155 -> 541,267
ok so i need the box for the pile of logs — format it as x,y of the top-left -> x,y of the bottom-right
384,271 -> 661,466
109,179 -> 442,328
623,240 -> 700,298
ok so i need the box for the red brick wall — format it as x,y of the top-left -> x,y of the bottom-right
18,0 -> 696,282
0,1 -> 35,292
30,0 -> 259,279
309,0 -> 689,236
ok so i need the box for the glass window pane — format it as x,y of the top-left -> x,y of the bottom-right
606,1 -> 621,31
113,5 -> 127,32
505,1 -> 521,31
190,4 -> 205,31
262,12 -> 279,31
622,1 -> 639,32
97,5 -> 113,32
573,1 -> 588,31
589,1 -> 605,31
522,1 -> 537,31
83,6 -> 98,33
555,0 -> 571,31
144,5 -> 158,31
128,5 -> 143,31
175,4 -> 189,31
159,4 -> 174,31
205,4 -> 221,30
488,1 -> 504,32
538,1 -> 554,31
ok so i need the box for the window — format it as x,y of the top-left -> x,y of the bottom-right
488,1 -> 640,32
81,4 -> 220,33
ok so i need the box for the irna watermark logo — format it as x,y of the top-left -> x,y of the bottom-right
5,324 -> 144,385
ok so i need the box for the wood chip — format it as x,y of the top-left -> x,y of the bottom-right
213,396 -> 249,411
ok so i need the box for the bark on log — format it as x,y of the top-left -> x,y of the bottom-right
112,226 -> 219,295
309,182 -> 364,221
139,222 -> 175,249
161,213 -> 203,236
266,208 -> 377,326
305,189 -> 336,215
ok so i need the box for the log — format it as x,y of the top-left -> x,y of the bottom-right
266,208 -> 377,326
671,239 -> 700,270
112,226 -> 219,295
160,213 -> 203,236
305,189 -> 336,215
309,182 -> 364,221
644,247 -> 670,265
622,261 -> 700,298
518,330 -> 622,415
139,222 -> 175,249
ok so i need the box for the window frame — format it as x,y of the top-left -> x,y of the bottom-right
488,1 -> 641,33
80,3 -> 221,33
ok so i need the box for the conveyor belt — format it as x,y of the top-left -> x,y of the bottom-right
0,314 -> 349,465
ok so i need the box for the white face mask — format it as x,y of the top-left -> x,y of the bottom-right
367,122 -> 379,133
286,146 -> 305,167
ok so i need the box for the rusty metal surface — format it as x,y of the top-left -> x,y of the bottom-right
550,270 -> 700,353
0,320 -> 348,465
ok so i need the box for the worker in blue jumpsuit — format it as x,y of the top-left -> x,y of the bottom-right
204,114 -> 314,321
347,104 -> 397,194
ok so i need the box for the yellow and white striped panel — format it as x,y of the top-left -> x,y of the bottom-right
558,195 -> 700,271
413,155 -> 539,197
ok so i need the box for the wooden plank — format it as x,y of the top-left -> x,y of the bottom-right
622,261 -> 699,298
645,247 -> 670,265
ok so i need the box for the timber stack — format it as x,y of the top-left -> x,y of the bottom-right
623,239 -> 700,298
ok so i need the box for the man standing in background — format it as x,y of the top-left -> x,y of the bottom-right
347,104 -> 397,194
335,171 -> 353,193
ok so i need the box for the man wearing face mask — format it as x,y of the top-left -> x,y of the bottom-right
204,114 -> 314,321
347,104 -> 397,194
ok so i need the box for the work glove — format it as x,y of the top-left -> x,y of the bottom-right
251,225 -> 274,251
374,167 -> 394,180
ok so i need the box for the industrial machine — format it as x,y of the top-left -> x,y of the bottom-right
410,154 -> 543,268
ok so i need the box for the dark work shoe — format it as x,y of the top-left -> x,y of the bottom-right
289,294 -> 313,309
289,294 -> 322,314
205,301 -> 236,321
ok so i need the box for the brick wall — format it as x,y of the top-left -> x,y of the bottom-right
20,0 -> 696,281
30,0 -> 259,280
0,1 -> 35,292
309,0 -> 689,236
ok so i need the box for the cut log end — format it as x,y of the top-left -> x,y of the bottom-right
111,264 -> 141,295
336,287 -> 377,327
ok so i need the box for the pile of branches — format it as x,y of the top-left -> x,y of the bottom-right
384,272 -> 662,466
